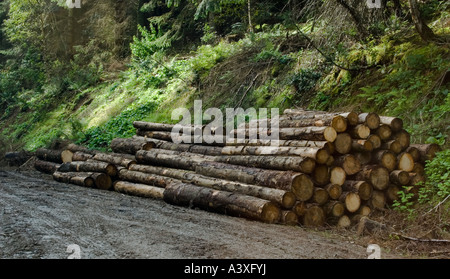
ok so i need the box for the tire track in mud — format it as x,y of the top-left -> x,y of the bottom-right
0,169 -> 390,259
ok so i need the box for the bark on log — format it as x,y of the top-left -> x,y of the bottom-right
58,160 -> 118,177
358,112 -> 380,130
34,160 -> 61,174
110,138 -> 155,155
113,181 -> 164,200
36,148 -> 73,163
52,171 -> 95,188
372,150 -> 397,172
409,143 -> 441,163
397,152 -> 415,172
129,164 -> 297,209
330,166 -> 346,186
215,155 -> 316,173
118,169 -> 171,188
342,180 -> 373,201
133,121 -> 178,132
90,173 -> 113,190
334,154 -> 361,175
389,170 -> 410,186
4,152 -> 33,166
334,133 -> 352,154
163,182 -> 281,223
277,127 -> 337,142
354,165 -> 389,191
282,110 -> 358,126
349,124 -> 371,139
324,184 -> 343,200
302,204 -> 326,227
93,152 -> 136,168
339,192 -> 361,213
379,116 -> 403,132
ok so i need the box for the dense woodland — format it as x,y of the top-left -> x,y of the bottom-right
0,1 -> 449,224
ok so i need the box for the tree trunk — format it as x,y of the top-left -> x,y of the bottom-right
277,126 -> 337,142
408,0 -> 438,42
36,148 -> 73,163
129,164 -> 297,209
409,143 -> 440,163
118,169 -> 171,188
113,181 -> 165,200
66,143 -> 98,156
72,152 -> 94,161
34,160 -> 60,174
354,165 -> 390,191
342,180 -> 373,201
163,182 -> 281,224
110,137 -> 155,155
335,0 -> 368,39
282,110 -> 358,126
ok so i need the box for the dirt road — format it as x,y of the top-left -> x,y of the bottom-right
0,168 -> 400,259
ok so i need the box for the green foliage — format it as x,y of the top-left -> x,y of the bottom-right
78,102 -> 158,150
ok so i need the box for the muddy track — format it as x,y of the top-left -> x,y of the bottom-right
0,169 -> 401,259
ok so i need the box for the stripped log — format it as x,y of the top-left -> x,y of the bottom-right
342,181 -> 373,201
129,164 -> 297,209
34,160 -> 60,174
163,182 -> 281,223
113,181 -> 164,200
354,165 -> 390,191
36,148 -> 73,163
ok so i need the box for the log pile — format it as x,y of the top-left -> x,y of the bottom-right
33,109 -> 441,228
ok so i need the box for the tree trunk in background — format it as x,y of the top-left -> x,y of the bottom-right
408,0 -> 437,42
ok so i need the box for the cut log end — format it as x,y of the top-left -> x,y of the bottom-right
334,133 -> 352,154
292,174 -> 314,201
302,205 -> 326,227
323,127 -> 338,143
261,203 -> 282,224
282,192 -> 297,210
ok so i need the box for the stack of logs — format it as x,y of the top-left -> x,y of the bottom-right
33,109 -> 441,228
